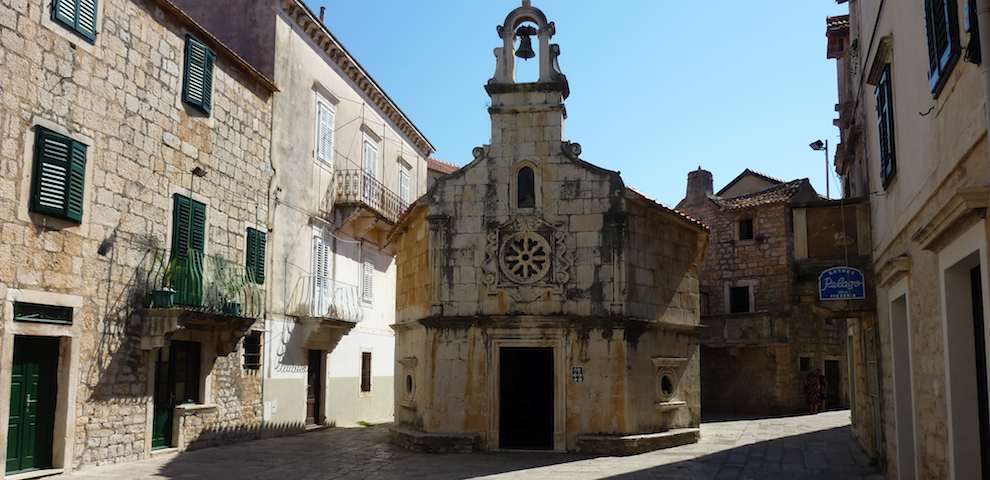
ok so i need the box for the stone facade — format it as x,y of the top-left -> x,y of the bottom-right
830,2 -> 990,478
0,0 -> 274,475
172,0 -> 435,430
390,2 -> 707,455
677,169 -> 872,415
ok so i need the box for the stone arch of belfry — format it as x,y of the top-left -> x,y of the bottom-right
491,0 -> 568,93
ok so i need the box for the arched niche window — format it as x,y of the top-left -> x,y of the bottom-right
517,166 -> 536,209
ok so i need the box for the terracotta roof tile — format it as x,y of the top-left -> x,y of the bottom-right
711,179 -> 809,210
427,158 -> 459,174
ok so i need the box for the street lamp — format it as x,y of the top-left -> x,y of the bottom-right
810,139 -> 829,199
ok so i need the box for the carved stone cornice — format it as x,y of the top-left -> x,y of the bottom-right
911,188 -> 989,252
876,255 -> 911,288
282,0 -> 434,156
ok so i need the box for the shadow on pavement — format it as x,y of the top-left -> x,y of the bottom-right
607,426 -> 881,480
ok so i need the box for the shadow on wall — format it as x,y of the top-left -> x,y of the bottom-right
83,233 -> 161,402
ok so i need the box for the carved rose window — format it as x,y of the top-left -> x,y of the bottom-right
499,231 -> 551,284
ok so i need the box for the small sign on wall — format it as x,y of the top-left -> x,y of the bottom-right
819,266 -> 866,301
571,366 -> 584,383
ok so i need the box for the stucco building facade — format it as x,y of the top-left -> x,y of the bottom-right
0,0 -> 276,476
829,0 -> 990,478
173,0 -> 435,429
677,169 -> 871,416
388,2 -> 708,454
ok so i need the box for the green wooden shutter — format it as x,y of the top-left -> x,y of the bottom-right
925,0 -> 961,93
171,195 -> 192,260
245,228 -> 266,284
51,0 -> 98,43
170,195 -> 206,307
171,194 -> 206,258
30,127 -> 86,223
182,35 -> 215,114
66,141 -> 87,222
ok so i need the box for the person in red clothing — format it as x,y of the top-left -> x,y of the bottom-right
805,368 -> 824,413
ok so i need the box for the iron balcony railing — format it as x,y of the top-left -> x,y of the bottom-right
146,248 -> 265,318
286,275 -> 363,323
333,169 -> 408,224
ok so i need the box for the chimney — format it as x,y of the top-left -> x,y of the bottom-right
684,167 -> 713,206
319,6 -> 326,23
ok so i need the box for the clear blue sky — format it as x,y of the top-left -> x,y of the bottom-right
307,1 -> 849,206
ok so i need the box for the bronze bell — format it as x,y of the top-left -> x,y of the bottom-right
515,25 -> 537,60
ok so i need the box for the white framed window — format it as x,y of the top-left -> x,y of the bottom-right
362,139 -> 378,203
362,139 -> 377,177
315,95 -> 335,166
399,165 -> 411,205
361,261 -> 373,304
312,231 -> 332,316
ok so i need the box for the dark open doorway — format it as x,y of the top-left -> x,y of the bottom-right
306,349 -> 322,426
824,359 -> 841,410
499,347 -> 554,450
970,266 -> 989,479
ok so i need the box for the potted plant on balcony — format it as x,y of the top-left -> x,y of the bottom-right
151,256 -> 182,308
220,274 -> 245,316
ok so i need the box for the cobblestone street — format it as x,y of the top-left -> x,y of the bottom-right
52,410 -> 880,480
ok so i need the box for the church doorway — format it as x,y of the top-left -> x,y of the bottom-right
498,347 -> 554,450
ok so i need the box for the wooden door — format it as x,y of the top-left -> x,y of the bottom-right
6,336 -> 59,474
152,345 -> 174,449
152,341 -> 200,449
306,350 -> 322,426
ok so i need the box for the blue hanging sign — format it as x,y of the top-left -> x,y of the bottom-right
819,266 -> 866,301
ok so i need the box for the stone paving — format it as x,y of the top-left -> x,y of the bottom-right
52,410 -> 882,480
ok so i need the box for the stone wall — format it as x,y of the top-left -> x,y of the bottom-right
0,0 -> 272,470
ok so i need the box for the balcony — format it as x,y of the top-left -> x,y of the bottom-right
329,169 -> 408,246
285,275 -> 362,350
140,249 -> 264,354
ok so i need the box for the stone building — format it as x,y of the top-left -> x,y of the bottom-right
388,1 -> 708,454
829,1 -> 990,478
677,169 -> 873,415
0,0 -> 276,476
173,0 -> 435,430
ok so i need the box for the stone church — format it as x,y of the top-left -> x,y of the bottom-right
388,2 -> 709,453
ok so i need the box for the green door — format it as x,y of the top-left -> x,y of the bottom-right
152,346 -> 173,449
152,341 -> 201,449
6,336 -> 59,474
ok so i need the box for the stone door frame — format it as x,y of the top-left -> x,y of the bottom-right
0,289 -> 82,478
936,220 -> 990,480
486,331 -> 566,452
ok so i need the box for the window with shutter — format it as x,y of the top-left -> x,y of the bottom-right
52,0 -> 98,43
315,96 -> 335,166
171,194 -> 207,306
399,166 -> 411,205
362,261 -> 373,303
245,228 -> 266,284
924,0 -> 961,94
242,331 -> 262,371
30,126 -> 87,223
182,35 -> 215,115
312,233 -> 331,316
875,65 -> 897,188
360,352 -> 372,392
966,0 -> 982,64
